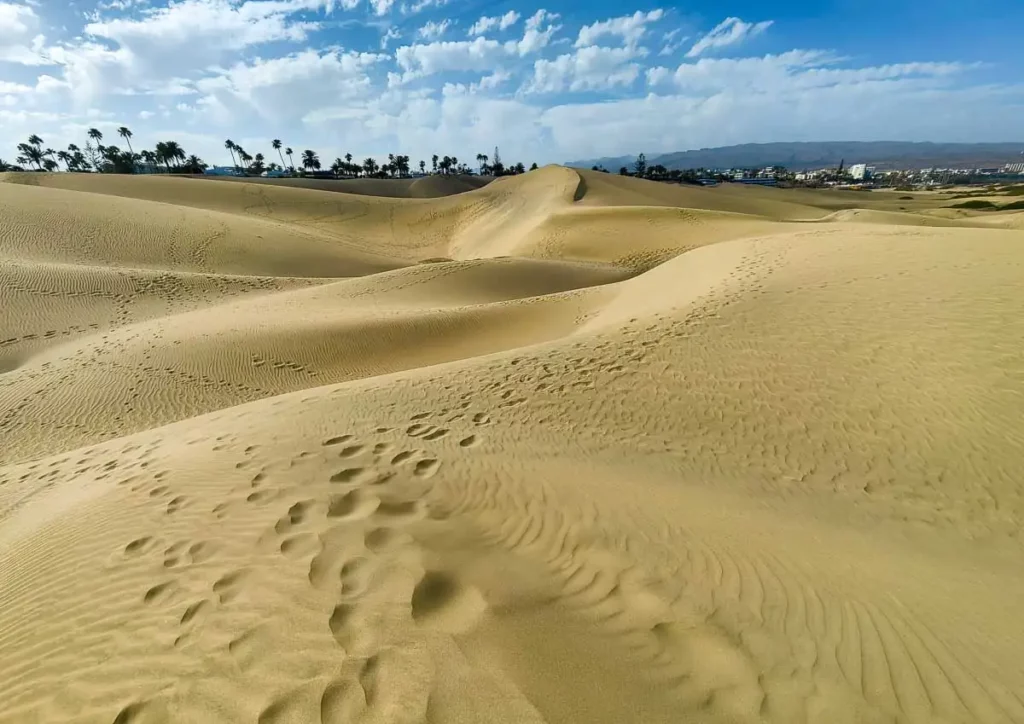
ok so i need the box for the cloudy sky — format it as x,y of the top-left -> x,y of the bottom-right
1,0 -> 1021,167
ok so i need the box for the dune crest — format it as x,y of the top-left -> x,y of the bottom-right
2,168 -> 1024,723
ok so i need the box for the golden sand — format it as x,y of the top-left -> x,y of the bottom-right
1,167 -> 1023,723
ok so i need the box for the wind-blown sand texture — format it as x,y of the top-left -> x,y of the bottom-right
2,167 -> 1023,724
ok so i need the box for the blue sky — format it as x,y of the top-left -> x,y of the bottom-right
1,0 -> 1022,167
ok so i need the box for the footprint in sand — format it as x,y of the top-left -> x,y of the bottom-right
327,489 -> 379,520
413,459 -> 441,478
142,580 -> 177,605
274,499 -> 314,535
212,570 -> 249,604
123,536 -> 154,557
329,467 -> 373,485
166,496 -> 187,514
338,444 -> 365,458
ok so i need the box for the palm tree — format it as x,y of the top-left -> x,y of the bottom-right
88,128 -> 103,145
272,139 -> 285,169
17,143 -> 43,169
251,153 -> 265,173
0,159 -> 11,172
431,154 -> 438,174
184,155 -> 206,174
224,139 -> 238,169
117,126 -> 134,155
476,153 -> 488,174
155,140 -> 185,171
301,149 -> 320,171
285,147 -> 294,171
331,157 -> 345,176
43,158 -> 58,172
419,160 -> 426,175
362,157 -> 378,177
56,150 -> 71,171
345,152 -> 353,164
27,134 -> 43,148
239,150 -> 252,173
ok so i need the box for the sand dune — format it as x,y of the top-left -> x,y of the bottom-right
205,173 -> 493,198
2,167 -> 1024,724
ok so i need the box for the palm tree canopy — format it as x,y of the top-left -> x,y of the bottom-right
285,147 -> 293,155
88,128 -> 103,140
27,134 -> 43,146
301,150 -> 320,170
118,126 -> 132,139
225,139 -> 235,149
164,141 -> 185,161
272,139 -> 281,149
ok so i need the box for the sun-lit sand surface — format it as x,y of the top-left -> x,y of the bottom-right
2,167 -> 1023,723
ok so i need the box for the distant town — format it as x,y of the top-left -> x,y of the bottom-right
587,154 -> 1024,190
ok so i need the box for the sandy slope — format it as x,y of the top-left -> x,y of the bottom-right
204,174 -> 493,198
2,168 -> 1024,724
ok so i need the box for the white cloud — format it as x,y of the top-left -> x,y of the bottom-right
417,19 -> 450,40
138,110 -> 155,119
576,9 -> 663,48
380,27 -> 400,48
527,45 -> 643,93
686,16 -> 773,58
508,9 -> 559,55
83,0 -> 323,54
658,28 -> 687,56
0,80 -> 31,94
402,0 -> 445,13
0,2 -> 49,65
467,10 -> 520,36
369,0 -> 394,15
190,48 -> 386,125
475,69 -> 510,92
395,37 -> 506,78
0,2 -> 35,37
645,66 -> 670,86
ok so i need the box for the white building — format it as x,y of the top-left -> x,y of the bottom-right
849,163 -> 869,180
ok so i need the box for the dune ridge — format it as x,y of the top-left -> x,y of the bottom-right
2,167 -> 1024,724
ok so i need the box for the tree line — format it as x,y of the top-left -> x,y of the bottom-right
0,129 -> 538,180
588,153 -> 727,184
0,128 -> 207,174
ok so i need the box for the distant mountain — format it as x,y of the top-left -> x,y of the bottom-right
568,142 -> 1024,172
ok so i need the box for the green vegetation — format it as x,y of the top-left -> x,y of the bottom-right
6,130 -> 536,179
